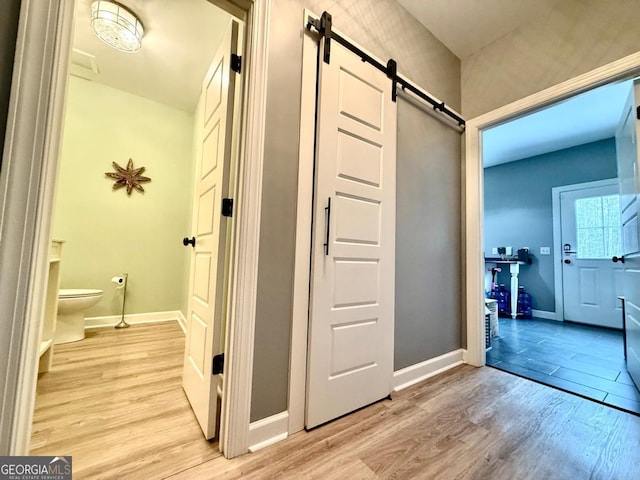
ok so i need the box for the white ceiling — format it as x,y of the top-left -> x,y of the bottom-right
71,0 -> 231,112
483,80 -> 633,168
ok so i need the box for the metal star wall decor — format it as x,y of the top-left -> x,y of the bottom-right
105,159 -> 151,195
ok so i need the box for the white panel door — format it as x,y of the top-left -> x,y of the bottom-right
306,39 -> 397,429
182,20 -> 239,439
560,182 -> 624,328
616,80 -> 640,391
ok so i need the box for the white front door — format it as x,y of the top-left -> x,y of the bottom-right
616,80 -> 640,390
560,182 -> 624,328
182,20 -> 239,439
306,39 -> 397,429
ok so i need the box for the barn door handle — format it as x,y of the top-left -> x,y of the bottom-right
323,197 -> 331,256
183,236 -> 196,248
612,255 -> 625,263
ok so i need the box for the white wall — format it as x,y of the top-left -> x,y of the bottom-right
52,76 -> 195,317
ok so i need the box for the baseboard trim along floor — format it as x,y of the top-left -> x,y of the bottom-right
85,310 -> 185,330
393,349 -> 465,392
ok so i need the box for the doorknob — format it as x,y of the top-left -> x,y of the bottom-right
564,259 -> 571,264
612,255 -> 625,263
183,236 -> 196,247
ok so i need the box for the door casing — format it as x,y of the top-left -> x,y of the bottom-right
0,0 -> 270,458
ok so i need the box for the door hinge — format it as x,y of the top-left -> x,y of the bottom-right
222,198 -> 233,217
212,353 -> 224,375
231,54 -> 242,74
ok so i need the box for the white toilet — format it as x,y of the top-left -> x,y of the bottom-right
55,289 -> 103,344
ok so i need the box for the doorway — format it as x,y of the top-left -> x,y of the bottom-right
478,78 -> 640,414
1,0 -> 269,460
29,0 -> 237,464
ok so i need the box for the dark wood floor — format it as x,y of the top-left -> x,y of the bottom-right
486,317 -> 640,415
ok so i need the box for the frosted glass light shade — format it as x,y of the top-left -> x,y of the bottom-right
90,1 -> 144,53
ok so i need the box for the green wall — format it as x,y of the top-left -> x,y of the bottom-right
53,76 -> 194,317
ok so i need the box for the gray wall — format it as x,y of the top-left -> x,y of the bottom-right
462,0 -> 640,118
251,0 -> 461,422
395,99 -> 462,370
0,0 -> 22,168
484,138 -> 618,312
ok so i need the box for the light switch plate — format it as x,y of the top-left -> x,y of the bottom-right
491,247 -> 498,255
540,247 -> 550,255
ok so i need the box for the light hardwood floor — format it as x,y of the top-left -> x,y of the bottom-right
30,322 -> 222,478
31,322 -> 640,479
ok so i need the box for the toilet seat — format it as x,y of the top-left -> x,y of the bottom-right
59,288 -> 103,298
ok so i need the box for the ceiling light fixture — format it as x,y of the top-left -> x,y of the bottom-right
90,1 -> 144,53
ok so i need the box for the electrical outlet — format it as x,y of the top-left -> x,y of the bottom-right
491,247 -> 498,255
540,247 -> 550,255
505,246 -> 512,255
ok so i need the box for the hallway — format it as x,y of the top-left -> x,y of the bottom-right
28,323 -> 640,478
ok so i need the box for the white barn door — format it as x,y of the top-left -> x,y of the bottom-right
306,39 -> 397,429
182,20 -> 239,439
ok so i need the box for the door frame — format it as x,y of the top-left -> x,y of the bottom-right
0,0 -> 270,458
465,52 -> 640,367
288,9 -> 319,435
551,178 -> 620,324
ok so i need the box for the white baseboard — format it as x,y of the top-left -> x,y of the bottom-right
393,349 -> 465,392
248,411 -> 289,452
176,311 -> 187,334
532,309 -> 559,321
85,310 -> 185,330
